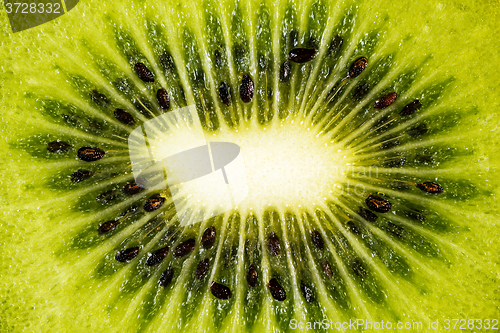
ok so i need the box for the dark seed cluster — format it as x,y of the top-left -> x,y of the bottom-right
146,246 -> 169,266
134,62 -> 155,82
366,195 -> 392,213
288,48 -> 317,63
144,196 -> 165,212
123,182 -> 144,195
202,226 -> 216,249
416,182 -> 443,194
156,89 -> 170,110
195,258 -> 210,280
267,231 -> 281,256
373,92 -> 397,109
174,238 -> 195,258
98,220 -> 120,235
210,281 -> 232,300
268,278 -> 286,301
77,147 -> 105,162
114,108 -> 135,125
310,230 -> 324,250
115,247 -> 140,262
240,74 -> 254,103
246,264 -> 258,287
348,57 -> 368,78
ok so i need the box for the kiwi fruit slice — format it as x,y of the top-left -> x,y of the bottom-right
1,0 -> 499,332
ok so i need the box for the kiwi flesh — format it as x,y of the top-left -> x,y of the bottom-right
1,0 -> 500,332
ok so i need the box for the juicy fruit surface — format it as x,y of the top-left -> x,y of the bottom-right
1,0 -> 500,332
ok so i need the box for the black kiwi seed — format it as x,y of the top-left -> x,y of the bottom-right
173,238 -> 195,258
144,196 -> 165,212
123,182 -> 144,195
156,89 -> 170,110
408,123 -> 428,137
89,90 -> 109,106
366,195 -> 392,213
386,222 -> 406,238
71,169 -> 93,183
288,48 -> 317,63
351,259 -> 367,279
97,220 -> 120,235
400,99 -> 422,116
321,260 -> 334,279
202,226 -> 216,249
300,281 -> 315,303
373,92 -> 397,109
358,207 -> 378,222
77,147 -> 105,162
210,281 -> 232,300
416,182 -> 444,194
247,264 -> 258,287
329,35 -> 343,55
159,267 -> 174,287
134,62 -> 155,83
195,258 -> 210,280
279,61 -> 291,83
345,220 -> 362,235
96,190 -> 115,203
240,74 -> 254,103
145,246 -> 170,266
268,278 -> 286,301
348,57 -> 368,78
114,108 -> 135,125
115,247 -> 140,262
218,82 -> 232,106
267,231 -> 281,256
47,141 -> 72,153
310,230 -> 324,250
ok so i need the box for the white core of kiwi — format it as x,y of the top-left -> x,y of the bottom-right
139,111 -> 350,220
